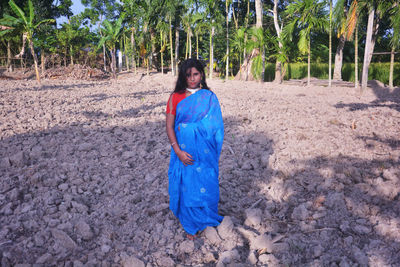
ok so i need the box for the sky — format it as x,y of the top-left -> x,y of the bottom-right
56,0 -> 85,26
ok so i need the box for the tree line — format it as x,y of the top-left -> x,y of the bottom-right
0,0 -> 399,90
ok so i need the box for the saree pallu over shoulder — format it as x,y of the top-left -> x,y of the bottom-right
168,89 -> 224,235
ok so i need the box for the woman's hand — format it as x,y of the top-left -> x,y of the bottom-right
176,150 -> 194,166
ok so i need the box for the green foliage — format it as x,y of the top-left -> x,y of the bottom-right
283,0 -> 328,54
98,16 -> 124,51
343,62 -> 400,86
389,1 -> 400,50
264,62 -> 400,86
246,27 -> 268,80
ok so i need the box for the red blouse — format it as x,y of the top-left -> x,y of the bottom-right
166,92 -> 186,115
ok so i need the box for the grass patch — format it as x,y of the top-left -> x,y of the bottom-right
264,62 -> 400,86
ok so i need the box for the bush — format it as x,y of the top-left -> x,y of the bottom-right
263,62 -> 400,86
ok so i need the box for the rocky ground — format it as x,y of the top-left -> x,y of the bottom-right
0,69 -> 399,266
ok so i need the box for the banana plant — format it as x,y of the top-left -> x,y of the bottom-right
1,0 -> 55,83
98,16 -> 124,78
283,0 -> 328,86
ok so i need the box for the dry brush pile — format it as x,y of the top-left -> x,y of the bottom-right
0,73 -> 399,266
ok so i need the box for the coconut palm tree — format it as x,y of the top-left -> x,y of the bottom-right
1,0 -> 54,83
193,14 -> 208,60
359,0 -> 393,92
98,17 -> 124,78
271,0 -> 285,83
156,20 -> 169,74
283,0 -> 328,86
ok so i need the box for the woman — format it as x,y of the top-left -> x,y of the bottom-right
165,58 -> 224,239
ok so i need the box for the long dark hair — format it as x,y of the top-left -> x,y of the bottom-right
174,58 -> 210,93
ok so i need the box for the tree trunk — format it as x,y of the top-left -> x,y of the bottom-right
329,0 -> 332,87
29,39 -> 40,84
111,48 -> 116,78
185,32 -> 189,59
255,0 -> 262,28
7,40 -> 13,72
361,7 -> 378,92
41,48 -> 45,74
125,35 -> 129,71
243,0 -> 250,63
169,18 -> 175,76
389,47 -> 394,89
161,31 -> 164,74
189,31 -> 192,58
118,50 -> 122,72
70,44 -> 74,66
333,35 -> 345,80
355,24 -> 358,89
226,0 -> 230,80
175,27 -> 179,75
131,28 -> 137,74
209,25 -> 214,80
308,39 -> 311,86
103,44 -> 107,71
273,0 -> 283,83
236,0 -> 263,82
196,33 -> 199,60
150,30 -> 156,70
64,48 -> 67,66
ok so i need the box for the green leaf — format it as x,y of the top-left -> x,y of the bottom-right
8,0 -> 28,25
28,0 -> 34,26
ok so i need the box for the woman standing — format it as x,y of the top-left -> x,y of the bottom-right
166,58 -> 224,239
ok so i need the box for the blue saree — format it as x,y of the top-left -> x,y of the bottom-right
168,89 -> 224,235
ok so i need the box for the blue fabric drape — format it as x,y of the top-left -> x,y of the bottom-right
168,89 -> 224,235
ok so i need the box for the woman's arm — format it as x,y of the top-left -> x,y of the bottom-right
166,113 -> 194,166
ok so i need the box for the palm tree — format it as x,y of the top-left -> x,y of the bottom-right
359,0 -> 392,92
283,0 -> 328,86
201,0 -> 223,80
272,0 -> 285,83
98,17 -> 124,78
193,14 -> 208,60
156,20 -> 169,74
236,0 -> 263,82
344,0 -> 361,88
332,0 -> 355,81
164,0 -> 179,76
1,0 -> 54,83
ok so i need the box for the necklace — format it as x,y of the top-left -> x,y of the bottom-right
186,88 -> 200,94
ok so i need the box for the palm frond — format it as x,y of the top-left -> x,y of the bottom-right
345,0 -> 358,40
298,29 -> 308,54
390,1 -> 400,49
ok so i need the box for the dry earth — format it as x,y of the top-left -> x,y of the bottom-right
1,69 -> 400,266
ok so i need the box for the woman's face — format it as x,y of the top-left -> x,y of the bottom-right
185,67 -> 202,89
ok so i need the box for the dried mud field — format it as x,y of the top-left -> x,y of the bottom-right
1,71 -> 399,266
